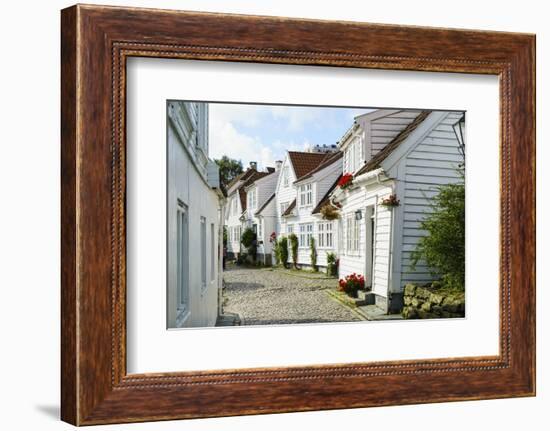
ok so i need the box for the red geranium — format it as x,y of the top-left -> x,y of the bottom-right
337,173 -> 354,189
338,273 -> 367,297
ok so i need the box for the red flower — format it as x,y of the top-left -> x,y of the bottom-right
338,173 -> 354,189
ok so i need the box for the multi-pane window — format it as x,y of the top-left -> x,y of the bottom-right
299,184 -> 313,207
176,202 -> 189,314
258,219 -> 263,239
200,217 -> 207,290
280,202 -> 289,215
210,223 -> 215,282
345,214 -> 360,253
248,189 -> 257,210
282,167 -> 289,187
299,223 -> 313,248
344,137 -> 364,174
287,224 -> 294,235
317,222 -> 334,248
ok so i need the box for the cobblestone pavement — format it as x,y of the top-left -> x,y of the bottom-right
221,266 -> 363,325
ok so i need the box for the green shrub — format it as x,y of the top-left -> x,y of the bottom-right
279,236 -> 289,268
272,237 -> 281,265
411,181 -> 465,290
288,233 -> 298,269
236,252 -> 248,265
241,227 -> 257,262
326,252 -> 337,277
309,236 -> 318,272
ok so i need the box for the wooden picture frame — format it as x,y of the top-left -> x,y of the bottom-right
61,4 -> 535,425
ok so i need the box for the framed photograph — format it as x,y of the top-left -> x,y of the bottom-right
61,4 -> 535,425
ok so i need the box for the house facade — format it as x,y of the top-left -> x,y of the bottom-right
275,150 -> 342,269
224,163 -> 275,261
167,101 -> 225,328
331,109 -> 465,312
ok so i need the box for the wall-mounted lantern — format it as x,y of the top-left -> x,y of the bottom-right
452,113 -> 466,161
355,209 -> 362,221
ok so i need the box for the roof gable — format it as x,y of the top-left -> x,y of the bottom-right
294,151 -> 343,184
355,111 -> 432,176
287,151 -> 328,179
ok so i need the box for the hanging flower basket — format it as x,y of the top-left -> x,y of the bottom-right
337,173 -> 354,190
379,194 -> 400,207
320,203 -> 340,220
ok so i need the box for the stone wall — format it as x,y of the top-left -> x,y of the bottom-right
402,284 -> 465,319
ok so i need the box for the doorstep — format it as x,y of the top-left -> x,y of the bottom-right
356,304 -> 404,321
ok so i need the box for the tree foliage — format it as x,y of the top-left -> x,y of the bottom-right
309,236 -> 318,272
215,156 -> 244,187
411,182 -> 465,290
240,227 -> 257,262
277,236 -> 289,268
288,233 -> 299,269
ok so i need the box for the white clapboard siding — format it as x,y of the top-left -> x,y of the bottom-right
372,203 -> 392,296
400,111 -> 464,286
370,111 -> 421,156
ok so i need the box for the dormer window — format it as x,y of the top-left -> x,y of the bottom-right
282,167 -> 289,187
247,189 -> 257,210
299,183 -> 313,207
343,136 -> 363,174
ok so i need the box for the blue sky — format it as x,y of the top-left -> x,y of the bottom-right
208,103 -> 373,170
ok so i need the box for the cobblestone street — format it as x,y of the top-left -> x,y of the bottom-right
221,266 -> 363,326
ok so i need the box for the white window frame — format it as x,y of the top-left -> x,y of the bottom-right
299,183 -> 313,208
287,224 -> 294,235
346,214 -> 360,255
176,201 -> 189,321
210,223 -> 215,282
299,223 -> 313,248
317,221 -> 334,249
248,189 -> 257,210
280,202 -> 289,215
200,216 -> 207,291
282,166 -> 289,187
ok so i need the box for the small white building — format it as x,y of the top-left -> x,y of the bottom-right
332,109 -> 465,312
246,165 -> 280,264
166,101 -> 225,328
275,150 -> 342,269
224,163 -> 273,260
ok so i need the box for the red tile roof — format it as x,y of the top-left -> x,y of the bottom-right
234,169 -> 271,212
294,151 -> 343,183
287,151 -> 329,179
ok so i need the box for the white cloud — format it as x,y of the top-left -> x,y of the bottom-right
268,106 -> 321,131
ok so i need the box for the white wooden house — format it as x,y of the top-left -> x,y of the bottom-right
331,109 -> 465,312
167,101 -> 225,328
224,164 -> 273,260
247,166 -> 280,264
275,150 -> 342,269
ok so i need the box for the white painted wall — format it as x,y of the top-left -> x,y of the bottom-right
396,111 -> 464,286
225,192 -> 243,255
167,102 -> 221,328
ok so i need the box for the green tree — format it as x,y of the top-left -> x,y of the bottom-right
309,236 -> 318,272
215,156 -> 244,187
288,233 -> 299,269
240,227 -> 257,262
279,236 -> 289,268
411,181 -> 465,290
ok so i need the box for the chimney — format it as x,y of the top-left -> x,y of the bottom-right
249,161 -> 258,170
275,160 -> 283,171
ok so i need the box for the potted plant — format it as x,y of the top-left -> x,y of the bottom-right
320,203 -> 340,220
338,273 -> 366,298
379,193 -> 400,208
337,173 -> 354,190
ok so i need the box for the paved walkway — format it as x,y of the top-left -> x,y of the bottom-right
221,266 -> 363,326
